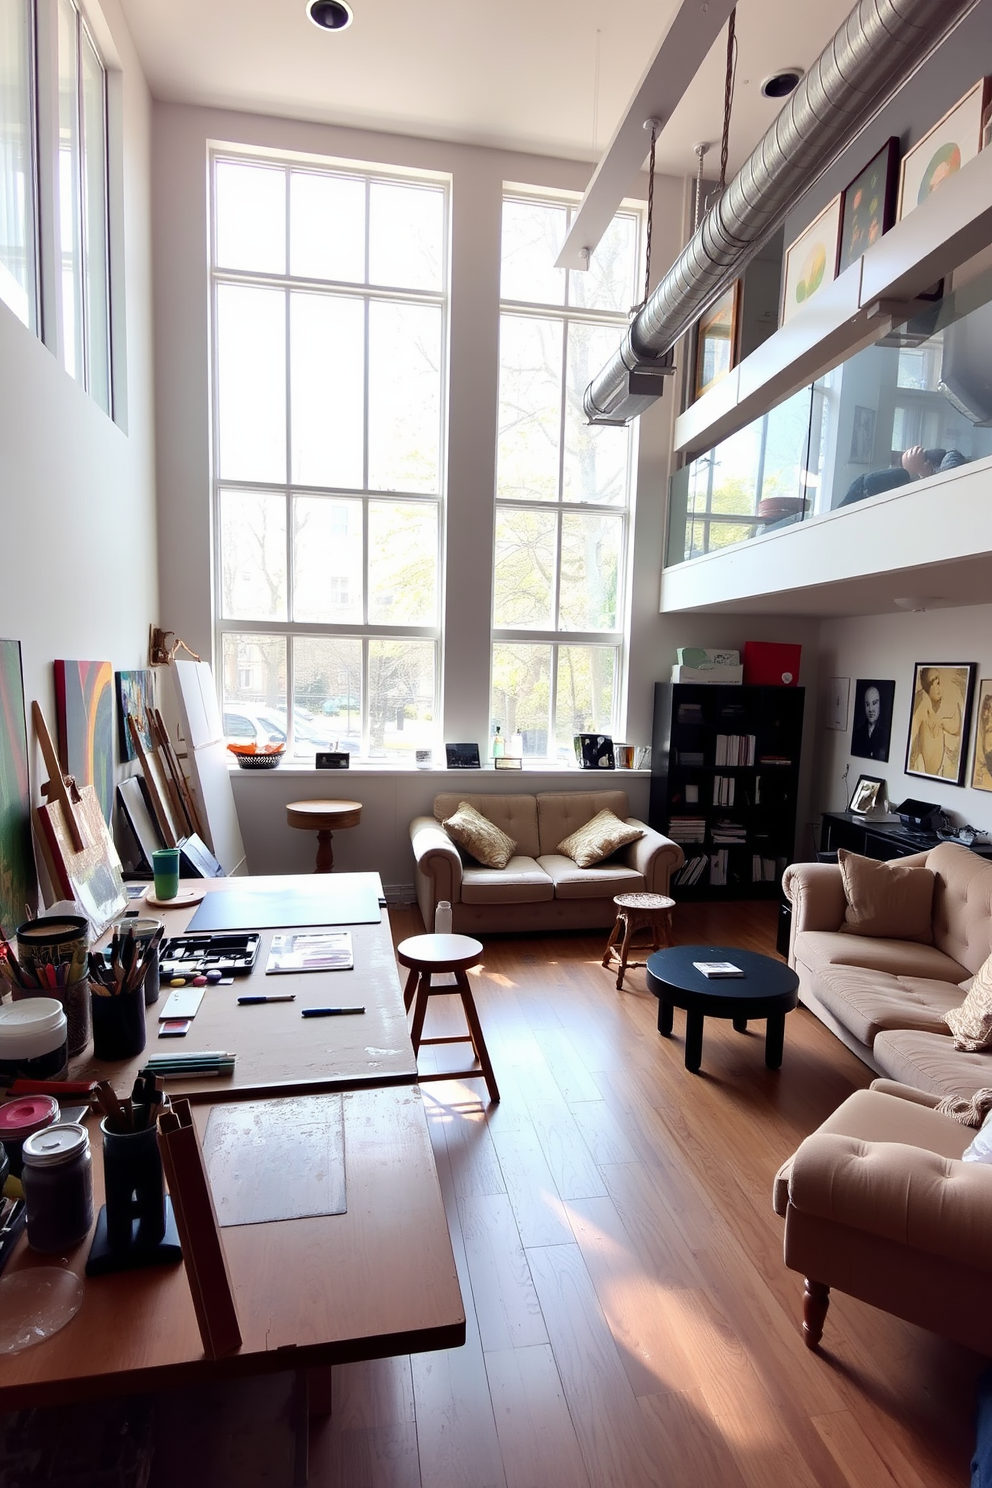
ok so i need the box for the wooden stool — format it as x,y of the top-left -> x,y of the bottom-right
602,892 -> 675,990
286,799 -> 362,872
397,933 -> 499,1104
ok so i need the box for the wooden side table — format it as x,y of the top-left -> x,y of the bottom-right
286,799 -> 362,873
397,933 -> 499,1104
602,892 -> 675,990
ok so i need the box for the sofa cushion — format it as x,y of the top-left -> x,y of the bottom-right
433,794 -> 541,858
926,842 -> 992,975
441,802 -> 517,869
813,966 -> 964,1046
837,849 -> 934,943
556,808 -> 644,868
461,858 -> 554,904
873,1028 -> 992,1102
536,791 -> 631,857
794,929 -> 969,983
537,854 -> 644,900
945,951 -> 992,1051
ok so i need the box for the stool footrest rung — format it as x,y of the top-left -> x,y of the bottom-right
420,1035 -> 474,1047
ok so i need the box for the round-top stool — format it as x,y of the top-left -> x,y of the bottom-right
286,799 -> 362,873
602,892 -> 675,990
397,934 -> 499,1104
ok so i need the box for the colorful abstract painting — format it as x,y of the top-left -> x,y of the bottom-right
54,659 -> 115,824
0,639 -> 37,936
116,668 -> 156,762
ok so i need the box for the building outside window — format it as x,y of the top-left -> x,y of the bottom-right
492,192 -> 639,760
211,151 -> 447,759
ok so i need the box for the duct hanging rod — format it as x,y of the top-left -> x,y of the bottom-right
583,0 -> 981,424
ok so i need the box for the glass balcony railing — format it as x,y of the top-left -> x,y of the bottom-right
667,266 -> 992,566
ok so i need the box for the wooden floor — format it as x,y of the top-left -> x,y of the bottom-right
25,902 -> 989,1486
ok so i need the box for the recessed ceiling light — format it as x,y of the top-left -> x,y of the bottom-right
307,0 -> 353,31
760,68 -> 804,99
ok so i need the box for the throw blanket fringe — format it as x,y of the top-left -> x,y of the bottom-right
936,1087 -> 992,1128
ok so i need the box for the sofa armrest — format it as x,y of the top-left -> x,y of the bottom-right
410,816 -> 463,904
621,819 -> 684,894
788,1131 -> 992,1272
782,861 -> 847,939
868,1079 -> 943,1109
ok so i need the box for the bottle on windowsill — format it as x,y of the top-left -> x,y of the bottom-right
492,725 -> 504,759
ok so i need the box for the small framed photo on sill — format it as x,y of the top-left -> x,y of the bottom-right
849,774 -> 885,816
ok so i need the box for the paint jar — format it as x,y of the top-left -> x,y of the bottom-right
22,1123 -> 93,1253
0,1095 -> 61,1178
0,1000 -> 68,1085
12,917 -> 91,1055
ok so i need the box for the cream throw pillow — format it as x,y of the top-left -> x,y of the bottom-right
442,802 -> 517,870
837,849 -> 934,943
945,953 -> 992,1051
557,808 -> 644,868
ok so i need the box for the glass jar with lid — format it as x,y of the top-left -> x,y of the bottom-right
22,1122 -> 93,1253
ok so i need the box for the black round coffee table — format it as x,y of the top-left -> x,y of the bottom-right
646,945 -> 799,1074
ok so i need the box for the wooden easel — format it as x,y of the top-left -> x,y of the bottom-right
32,701 -> 87,853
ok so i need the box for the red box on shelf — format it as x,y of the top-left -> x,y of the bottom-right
742,641 -> 801,687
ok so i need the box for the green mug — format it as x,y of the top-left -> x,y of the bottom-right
151,848 -> 180,902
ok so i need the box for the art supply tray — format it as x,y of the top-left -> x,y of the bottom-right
159,933 -> 261,978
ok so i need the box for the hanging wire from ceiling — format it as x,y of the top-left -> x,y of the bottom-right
718,7 -> 738,194
693,142 -> 710,232
629,118 -> 659,316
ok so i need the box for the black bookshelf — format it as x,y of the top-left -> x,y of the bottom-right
650,682 -> 805,900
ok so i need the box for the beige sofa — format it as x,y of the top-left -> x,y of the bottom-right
783,841 -> 992,1101
410,790 -> 683,935
773,1078 -> 992,1353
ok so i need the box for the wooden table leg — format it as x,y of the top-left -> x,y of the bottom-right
764,1012 -> 786,1069
409,972 -> 431,1052
402,965 -> 419,1012
454,970 -> 500,1104
684,1009 -> 705,1073
314,829 -> 334,873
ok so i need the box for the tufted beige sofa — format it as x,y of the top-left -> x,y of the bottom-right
410,790 -> 683,935
783,841 -> 992,1101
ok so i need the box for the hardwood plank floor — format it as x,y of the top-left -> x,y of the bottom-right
30,899 -> 986,1486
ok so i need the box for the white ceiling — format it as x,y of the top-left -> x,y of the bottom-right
117,0 -> 856,179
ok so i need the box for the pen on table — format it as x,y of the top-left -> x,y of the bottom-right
301,1006 -> 365,1018
238,994 -> 296,1005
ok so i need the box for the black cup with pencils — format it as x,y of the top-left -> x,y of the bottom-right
88,926 -> 163,1061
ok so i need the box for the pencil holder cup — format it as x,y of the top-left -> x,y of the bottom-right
90,985 -> 147,1062
101,1117 -> 166,1252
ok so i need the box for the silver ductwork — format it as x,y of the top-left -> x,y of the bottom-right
584,0 -> 980,423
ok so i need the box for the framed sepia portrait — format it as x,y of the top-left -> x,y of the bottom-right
897,79 -> 992,222
849,774 -> 884,815
781,195 -> 842,325
905,663 -> 976,786
694,281 -> 740,400
838,137 -> 899,273
970,679 -> 992,792
851,678 -> 895,763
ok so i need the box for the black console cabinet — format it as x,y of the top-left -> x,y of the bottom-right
820,811 -> 992,861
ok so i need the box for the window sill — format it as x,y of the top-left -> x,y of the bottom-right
228,762 -> 652,779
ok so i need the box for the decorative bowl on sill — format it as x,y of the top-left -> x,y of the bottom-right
756,496 -> 809,519
227,743 -> 285,770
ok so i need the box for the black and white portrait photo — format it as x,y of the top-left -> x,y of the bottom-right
851,678 -> 895,762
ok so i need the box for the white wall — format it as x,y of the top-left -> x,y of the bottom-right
0,0 -> 156,764
816,602 -> 992,837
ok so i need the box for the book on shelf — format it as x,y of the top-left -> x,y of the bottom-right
757,754 -> 792,766
711,819 -> 746,843
712,775 -> 735,806
751,855 -> 779,882
668,816 -> 707,843
676,703 -> 704,725
714,733 -> 756,766
676,749 -> 705,766
692,961 -> 745,978
709,849 -> 729,885
673,854 -> 708,886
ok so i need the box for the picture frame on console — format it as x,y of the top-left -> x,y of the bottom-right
905,663 -> 976,786
849,774 -> 884,816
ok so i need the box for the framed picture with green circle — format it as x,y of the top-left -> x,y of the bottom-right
781,195 -> 841,326
897,78 -> 992,222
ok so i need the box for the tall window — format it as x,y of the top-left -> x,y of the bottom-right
211,152 -> 447,760
492,194 -> 639,760
57,0 -> 110,409
0,0 -> 37,330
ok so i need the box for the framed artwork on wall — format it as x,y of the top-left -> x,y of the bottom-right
905,663 -> 976,786
851,679 -> 895,763
838,138 -> 899,274
781,195 -> 842,325
897,79 -> 992,222
970,679 -> 992,792
694,281 -> 740,400
54,659 -> 115,824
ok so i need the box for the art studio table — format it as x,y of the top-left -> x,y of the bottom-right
0,1087 -> 465,1443
73,873 -> 418,1103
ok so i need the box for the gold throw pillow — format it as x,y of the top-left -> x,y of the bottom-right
557,808 -> 644,868
945,953 -> 992,1051
442,802 -> 517,870
837,849 -> 934,943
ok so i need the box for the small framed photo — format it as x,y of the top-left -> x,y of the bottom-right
838,137 -> 899,274
970,679 -> 992,792
694,281 -> 740,400
781,195 -> 842,325
905,664 -> 977,786
897,79 -> 992,222
849,774 -> 885,816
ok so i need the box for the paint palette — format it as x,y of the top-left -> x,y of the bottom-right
159,933 -> 261,978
